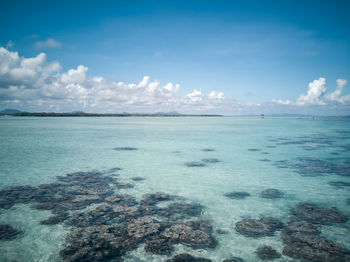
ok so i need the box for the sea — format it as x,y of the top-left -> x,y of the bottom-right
0,116 -> 349,262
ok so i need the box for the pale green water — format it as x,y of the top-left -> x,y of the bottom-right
0,116 -> 349,261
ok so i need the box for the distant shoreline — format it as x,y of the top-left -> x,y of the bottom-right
0,112 -> 223,117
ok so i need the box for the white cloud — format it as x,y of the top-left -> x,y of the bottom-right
137,76 -> 150,88
0,47 -> 61,86
1,47 -> 349,115
186,89 -> 203,103
271,99 -> 291,105
296,77 -> 327,106
0,47 -> 237,114
60,65 -> 88,84
324,79 -> 350,104
208,91 -> 224,99
35,38 -> 62,49
272,77 -> 350,110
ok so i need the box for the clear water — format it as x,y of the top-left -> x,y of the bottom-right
0,116 -> 349,262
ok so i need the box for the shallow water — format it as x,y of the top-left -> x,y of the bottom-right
0,116 -> 349,261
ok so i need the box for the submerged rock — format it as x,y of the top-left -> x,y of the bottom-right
260,189 -> 283,199
222,258 -> 245,262
0,224 -> 21,241
131,176 -> 145,181
328,181 -> 350,188
216,229 -> 229,234
290,202 -> 348,224
256,246 -> 281,260
60,225 -> 137,262
115,182 -> 134,189
161,221 -> 217,249
202,148 -> 215,152
185,161 -> 205,167
114,147 -> 138,151
259,159 -> 271,162
166,253 -> 213,262
202,158 -> 220,163
235,217 -> 283,237
104,194 -> 137,206
144,237 -> 173,255
0,185 -> 37,209
141,192 -> 173,206
224,192 -> 250,200
127,217 -> 161,239
65,204 -> 141,227
0,169 -> 218,261
282,220 -> 350,261
283,220 -> 320,235
292,157 -> 350,177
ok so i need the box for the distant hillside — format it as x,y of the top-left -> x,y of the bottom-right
0,109 -> 26,115
12,112 -> 222,117
0,109 -> 222,117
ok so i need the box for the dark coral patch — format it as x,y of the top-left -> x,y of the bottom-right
131,176 -> 145,181
256,246 -> 281,260
185,161 -> 205,167
248,148 -> 260,152
202,158 -> 220,163
328,181 -> 350,188
166,253 -> 213,262
114,147 -> 138,151
282,220 -> 349,261
0,224 -> 22,241
202,149 -> 215,152
0,169 -> 217,262
235,217 -> 283,237
290,202 -> 348,224
224,192 -> 250,200
260,189 -> 283,199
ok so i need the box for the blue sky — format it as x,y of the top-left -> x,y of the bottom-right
1,0 -> 350,114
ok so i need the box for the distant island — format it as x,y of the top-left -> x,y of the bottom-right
0,109 -> 222,117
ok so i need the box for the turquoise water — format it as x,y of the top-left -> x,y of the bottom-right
0,116 -> 349,261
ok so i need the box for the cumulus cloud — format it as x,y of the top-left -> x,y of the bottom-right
324,79 -> 350,104
271,99 -> 291,105
35,38 -> 62,49
0,47 -> 230,114
0,47 -> 61,87
137,76 -> 150,88
61,65 -> 88,84
1,47 -> 349,115
186,89 -> 203,103
208,91 -> 224,99
272,78 -> 350,108
296,77 -> 327,106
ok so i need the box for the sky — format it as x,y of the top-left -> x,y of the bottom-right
0,0 -> 350,115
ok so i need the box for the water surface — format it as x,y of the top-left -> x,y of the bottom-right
0,116 -> 349,261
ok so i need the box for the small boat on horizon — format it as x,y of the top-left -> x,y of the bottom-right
260,114 -> 264,119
